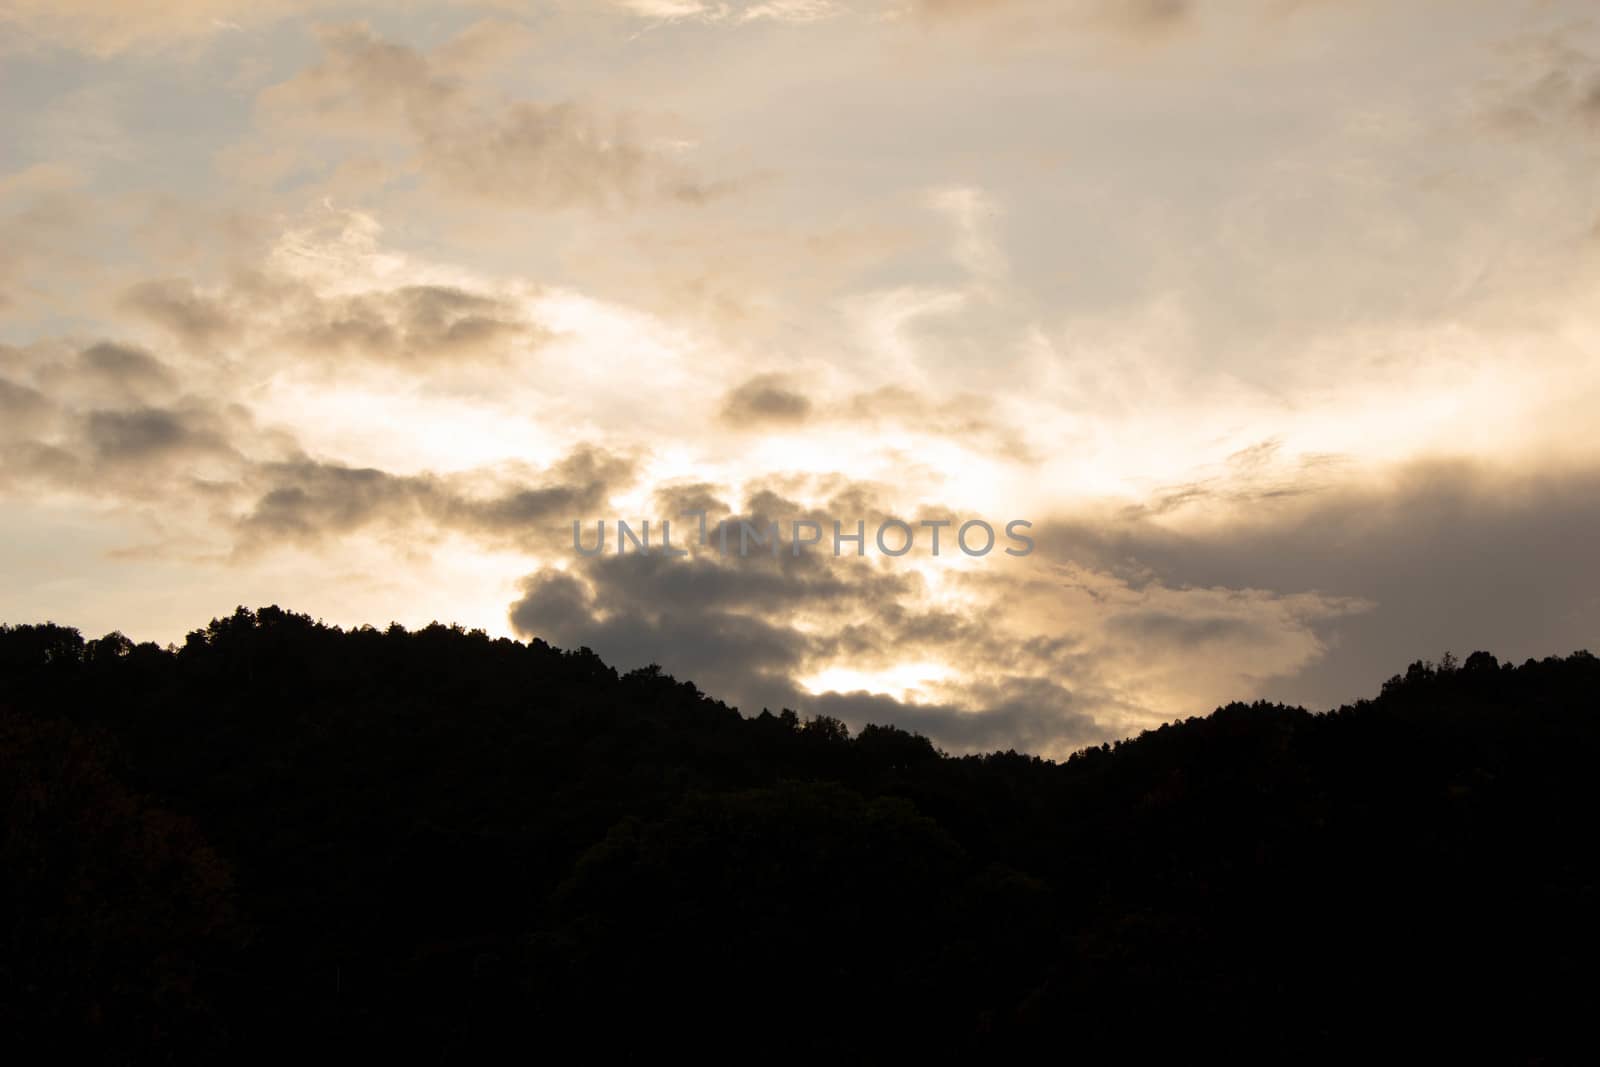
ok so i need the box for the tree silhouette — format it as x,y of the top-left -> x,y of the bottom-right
1,611 -> 1597,1061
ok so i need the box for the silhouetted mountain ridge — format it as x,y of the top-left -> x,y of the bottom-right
2,606 -> 1596,1061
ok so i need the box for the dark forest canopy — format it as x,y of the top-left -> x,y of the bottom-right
3,606 -> 1597,1062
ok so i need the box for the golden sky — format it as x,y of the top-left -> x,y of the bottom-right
4,0 -> 1599,753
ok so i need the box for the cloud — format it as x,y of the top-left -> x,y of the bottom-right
914,0 -> 1008,16
9,341 -> 183,413
839,385 -> 1037,463
711,373 -> 1035,464
0,322 -> 1445,762
0,338 -> 277,504
615,1 -> 844,24
467,449 -> 637,535
83,405 -> 237,464
1475,31 -> 1600,138
502,545 -> 1120,755
6,0 -> 1598,762
1104,609 -> 1278,649
121,270 -> 543,369
498,473 -> 1368,755
805,677 -> 1102,754
1036,458 -> 1600,710
258,23 -> 742,211
0,0 -> 317,56
119,281 -> 235,348
237,460 -> 437,542
652,481 -> 733,519
510,484 -> 929,715
0,377 -> 53,441
926,186 -> 1007,282
0,331 -> 635,556
2,341 -> 203,460
282,283 -> 533,365
909,0 -> 1192,38
719,373 -> 813,426
509,558 -> 819,707
234,445 -> 637,552
73,343 -> 182,401
0,165 -> 90,320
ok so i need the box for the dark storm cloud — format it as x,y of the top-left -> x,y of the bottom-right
506,501 -> 1114,754
509,561 -> 814,706
587,542 -> 916,614
1038,458 -> 1600,710
508,513 -> 926,720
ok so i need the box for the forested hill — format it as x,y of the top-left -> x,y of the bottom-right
3,606 -> 1597,1062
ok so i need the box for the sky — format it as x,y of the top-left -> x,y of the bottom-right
3,0 -> 1599,755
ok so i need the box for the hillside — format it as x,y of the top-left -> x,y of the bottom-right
3,607 -> 1597,1061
